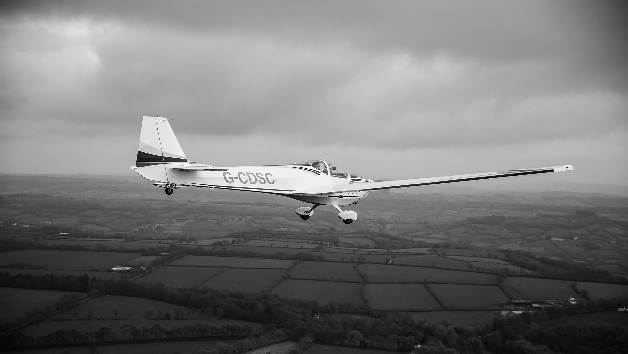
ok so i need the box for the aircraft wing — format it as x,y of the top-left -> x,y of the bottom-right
333,165 -> 573,193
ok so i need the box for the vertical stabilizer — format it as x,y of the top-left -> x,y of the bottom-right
136,116 -> 187,167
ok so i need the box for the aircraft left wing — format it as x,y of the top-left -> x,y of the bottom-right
333,165 -> 573,193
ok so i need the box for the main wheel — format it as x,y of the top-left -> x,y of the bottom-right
342,219 -> 353,224
165,188 -> 173,195
299,214 -> 310,220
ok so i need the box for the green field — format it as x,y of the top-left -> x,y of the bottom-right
271,279 -> 364,307
471,262 -> 531,274
0,249 -> 142,271
505,277 -> 583,301
201,268 -> 286,293
365,284 -> 442,311
574,282 -> 628,300
136,266 -> 225,288
289,261 -> 363,282
392,255 -> 471,270
430,284 -> 509,310
52,295 -> 206,320
0,287 -> 85,325
357,264 -> 497,285
170,255 -> 294,269
405,310 -> 497,327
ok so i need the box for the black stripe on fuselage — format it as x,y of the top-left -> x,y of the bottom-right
136,151 -> 187,166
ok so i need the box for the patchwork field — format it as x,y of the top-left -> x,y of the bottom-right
200,268 -> 286,293
271,279 -> 363,307
52,295 -> 205,320
0,250 -> 142,271
392,255 -> 471,270
357,264 -> 497,285
365,284 -> 442,311
170,255 -> 294,269
136,266 -> 225,288
505,277 -> 583,301
289,261 -> 362,282
0,287 -> 85,325
430,284 -> 509,310
574,282 -> 628,300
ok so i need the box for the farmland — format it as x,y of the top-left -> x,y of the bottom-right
364,284 -> 442,311
0,287 -> 84,325
357,263 -> 497,284
429,284 -> 509,310
170,255 -> 294,269
504,277 -> 583,301
271,279 -> 364,307
52,295 -> 205,320
201,268 -> 286,293
2,174 -> 628,353
289,261 -> 363,282
0,249 -> 142,271
137,266 -> 225,288
574,281 -> 628,300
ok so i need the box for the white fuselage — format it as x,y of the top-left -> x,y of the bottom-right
135,163 -> 369,206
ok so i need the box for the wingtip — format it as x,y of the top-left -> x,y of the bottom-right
554,165 -> 574,172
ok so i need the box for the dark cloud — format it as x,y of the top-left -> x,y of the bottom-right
0,0 -> 626,181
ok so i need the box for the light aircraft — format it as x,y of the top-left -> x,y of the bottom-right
133,116 -> 573,224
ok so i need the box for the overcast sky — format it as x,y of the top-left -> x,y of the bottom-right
1,0 -> 627,187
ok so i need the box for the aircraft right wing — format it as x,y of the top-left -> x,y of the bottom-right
333,165 -> 573,193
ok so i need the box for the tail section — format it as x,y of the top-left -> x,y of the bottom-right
134,116 -> 188,185
136,116 -> 187,167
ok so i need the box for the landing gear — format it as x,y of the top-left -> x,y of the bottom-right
334,205 -> 357,224
295,205 -> 318,220
164,183 -> 176,195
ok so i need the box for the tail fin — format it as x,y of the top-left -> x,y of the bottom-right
136,116 -> 187,167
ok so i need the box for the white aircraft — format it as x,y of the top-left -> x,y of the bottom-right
133,116 -> 573,224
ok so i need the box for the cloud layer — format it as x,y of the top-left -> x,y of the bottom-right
1,0 -> 627,184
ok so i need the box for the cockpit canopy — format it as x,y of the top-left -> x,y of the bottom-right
302,160 -> 348,178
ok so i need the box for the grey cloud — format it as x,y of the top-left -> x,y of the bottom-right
1,0 -> 627,152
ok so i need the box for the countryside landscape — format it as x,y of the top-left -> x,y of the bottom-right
1,174 -> 627,354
